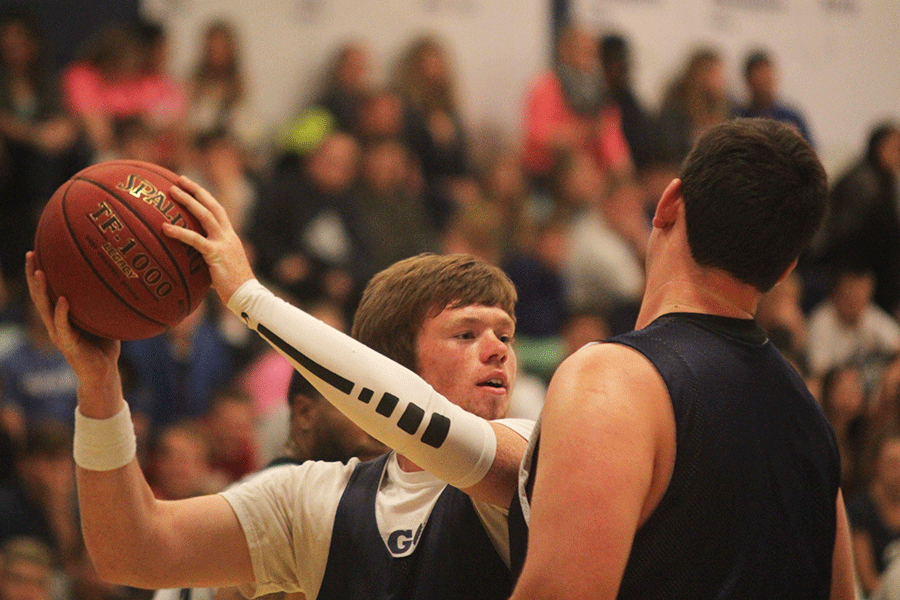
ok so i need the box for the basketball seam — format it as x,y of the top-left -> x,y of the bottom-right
73,172 -> 196,312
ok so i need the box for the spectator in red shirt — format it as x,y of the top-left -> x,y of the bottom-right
522,23 -> 631,193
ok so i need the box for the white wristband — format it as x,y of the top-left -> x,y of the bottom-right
73,403 -> 137,471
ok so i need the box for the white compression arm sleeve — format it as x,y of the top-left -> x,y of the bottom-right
227,280 -> 497,489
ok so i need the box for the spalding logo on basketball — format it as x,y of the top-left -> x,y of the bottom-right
33,160 -> 211,340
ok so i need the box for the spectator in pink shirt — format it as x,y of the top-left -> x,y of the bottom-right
522,23 -> 632,193
62,22 -> 185,162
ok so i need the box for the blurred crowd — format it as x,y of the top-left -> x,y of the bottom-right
0,7 -> 899,600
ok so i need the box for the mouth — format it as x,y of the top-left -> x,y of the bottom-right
478,377 -> 508,392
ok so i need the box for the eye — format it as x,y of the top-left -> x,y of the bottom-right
455,331 -> 475,340
498,333 -> 513,344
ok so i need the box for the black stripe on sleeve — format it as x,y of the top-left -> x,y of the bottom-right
258,324 -> 355,395
376,392 -> 399,417
421,414 -> 451,448
257,323 -> 451,449
397,403 -> 425,435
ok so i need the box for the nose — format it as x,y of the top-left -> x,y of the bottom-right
480,330 -> 509,364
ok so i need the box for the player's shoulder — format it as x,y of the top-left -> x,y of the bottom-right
544,340 -> 670,427
490,417 -> 535,440
557,339 -> 658,383
232,457 -> 362,494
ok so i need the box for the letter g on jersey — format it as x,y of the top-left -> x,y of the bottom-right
388,529 -> 414,554
387,523 -> 424,556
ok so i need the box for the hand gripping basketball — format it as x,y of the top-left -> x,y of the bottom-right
164,176 -> 256,307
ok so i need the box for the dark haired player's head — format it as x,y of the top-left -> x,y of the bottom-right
286,370 -> 386,463
679,118 -> 827,292
351,253 -> 517,373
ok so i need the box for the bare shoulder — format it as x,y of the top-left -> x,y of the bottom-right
546,341 -> 666,410
538,340 -> 676,529
541,341 -> 674,470
562,340 -> 655,369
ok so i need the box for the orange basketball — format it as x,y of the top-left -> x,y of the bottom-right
33,160 -> 211,340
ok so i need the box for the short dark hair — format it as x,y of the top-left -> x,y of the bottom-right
679,118 -> 828,292
288,370 -> 324,405
351,253 -> 517,372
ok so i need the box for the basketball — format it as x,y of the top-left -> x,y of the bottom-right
33,160 -> 211,340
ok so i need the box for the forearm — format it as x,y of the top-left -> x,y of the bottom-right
74,374 -> 156,583
76,401 -> 251,589
77,457 -> 159,584
228,280 -> 498,489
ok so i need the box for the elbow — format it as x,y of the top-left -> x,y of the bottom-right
86,543 -> 135,586
84,535 -> 152,587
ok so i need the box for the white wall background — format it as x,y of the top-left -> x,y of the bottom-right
143,0 -> 898,176
573,0 -> 900,174
142,0 -> 550,155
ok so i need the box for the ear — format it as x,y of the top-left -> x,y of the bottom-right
291,394 -> 317,431
773,257 -> 799,287
652,178 -> 683,229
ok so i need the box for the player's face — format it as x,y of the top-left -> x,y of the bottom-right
416,304 -> 517,421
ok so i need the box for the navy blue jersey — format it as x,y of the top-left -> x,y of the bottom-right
510,312 -> 840,599
317,454 -> 513,600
